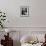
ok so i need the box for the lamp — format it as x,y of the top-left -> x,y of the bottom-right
5,29 -> 10,37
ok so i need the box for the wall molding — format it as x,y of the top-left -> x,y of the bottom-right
0,27 -> 46,32
0,26 -> 46,29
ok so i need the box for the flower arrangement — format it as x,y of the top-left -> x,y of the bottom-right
0,10 -> 6,28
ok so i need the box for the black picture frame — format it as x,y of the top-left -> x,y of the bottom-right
20,6 -> 29,17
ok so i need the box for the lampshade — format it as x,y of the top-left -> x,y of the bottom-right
5,29 -> 10,33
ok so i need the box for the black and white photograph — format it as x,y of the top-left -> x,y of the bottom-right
20,6 -> 29,17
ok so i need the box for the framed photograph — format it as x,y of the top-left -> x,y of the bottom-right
20,6 -> 29,17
